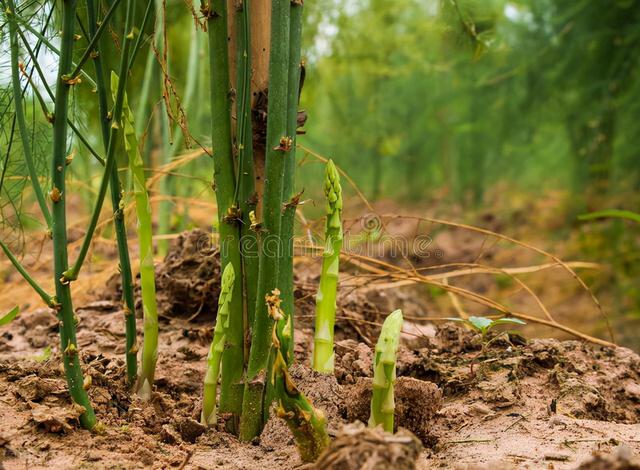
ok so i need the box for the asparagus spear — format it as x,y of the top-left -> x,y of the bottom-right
201,263 -> 235,425
313,159 -> 343,373
111,72 -> 159,400
369,309 -> 403,433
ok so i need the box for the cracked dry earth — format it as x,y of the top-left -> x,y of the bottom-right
1,232 -> 639,469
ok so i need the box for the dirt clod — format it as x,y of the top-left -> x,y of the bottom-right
178,417 -> 207,443
314,422 -> 422,469
344,376 -> 442,445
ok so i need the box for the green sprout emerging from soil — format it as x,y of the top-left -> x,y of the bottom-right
449,316 -> 527,345
449,316 -> 527,373
369,309 -> 404,433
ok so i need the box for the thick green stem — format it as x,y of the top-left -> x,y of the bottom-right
278,0 -> 304,364
369,309 -> 403,433
313,160 -> 343,373
268,290 -> 329,462
236,0 -> 258,334
201,263 -> 235,425
240,0 -> 291,441
6,0 -> 52,228
50,0 -> 96,430
203,0 -> 245,426
273,350 -> 330,462
87,0 -> 138,387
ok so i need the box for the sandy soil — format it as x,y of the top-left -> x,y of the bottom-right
1,230 -> 639,469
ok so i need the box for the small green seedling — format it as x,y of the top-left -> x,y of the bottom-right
448,316 -> 526,374
448,316 -> 526,344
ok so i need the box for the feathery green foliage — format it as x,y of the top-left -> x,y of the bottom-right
313,159 -> 343,373
201,263 -> 235,426
369,309 -> 403,433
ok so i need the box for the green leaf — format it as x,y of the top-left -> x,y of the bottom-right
489,317 -> 526,329
0,306 -> 19,326
578,209 -> 640,224
468,316 -> 493,331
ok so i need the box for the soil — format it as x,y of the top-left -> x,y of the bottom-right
1,230 -> 639,469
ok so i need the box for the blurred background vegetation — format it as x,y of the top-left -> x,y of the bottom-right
1,0 -> 639,347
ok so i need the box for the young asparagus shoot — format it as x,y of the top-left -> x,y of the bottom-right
201,263 -> 235,425
369,309 -> 403,433
269,290 -> 330,462
313,159 -> 343,373
111,72 -> 159,400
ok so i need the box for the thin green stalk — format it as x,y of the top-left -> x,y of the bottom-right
155,0 -> 171,258
50,0 -> 96,430
6,0 -> 51,227
278,0 -> 304,364
0,240 -> 55,307
369,309 -> 403,433
240,0 -> 291,441
202,0 -> 245,427
268,290 -> 329,462
201,263 -> 235,425
235,0 -> 258,343
87,0 -> 138,386
127,0 -> 154,70
111,72 -> 158,398
63,0 -> 138,283
312,160 -> 343,373
68,0 -> 123,79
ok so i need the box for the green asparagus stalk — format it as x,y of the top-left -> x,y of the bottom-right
268,289 -> 329,462
202,0 -> 245,427
312,159 -> 343,373
369,309 -> 403,433
86,0 -> 138,387
110,72 -> 159,400
278,0 -> 304,365
273,351 -> 329,462
236,0 -> 258,332
201,263 -> 235,425
49,0 -> 96,430
240,0 -> 292,440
